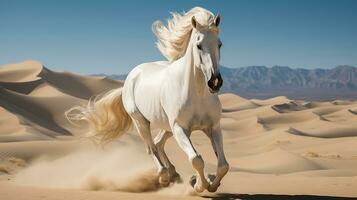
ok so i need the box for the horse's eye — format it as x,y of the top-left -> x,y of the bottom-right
218,42 -> 222,48
197,44 -> 202,50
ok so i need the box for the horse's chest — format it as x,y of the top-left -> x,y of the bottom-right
188,113 -> 214,130
177,99 -> 221,130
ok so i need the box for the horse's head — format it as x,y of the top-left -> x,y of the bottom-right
191,15 -> 222,94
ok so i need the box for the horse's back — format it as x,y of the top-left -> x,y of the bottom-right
125,61 -> 169,92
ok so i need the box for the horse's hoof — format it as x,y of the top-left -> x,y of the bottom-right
171,172 -> 183,183
158,168 -> 170,187
159,178 -> 170,187
159,176 -> 170,187
189,175 -> 206,193
207,183 -> 220,193
206,174 -> 220,192
194,183 -> 205,193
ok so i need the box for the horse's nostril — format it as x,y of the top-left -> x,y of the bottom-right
207,74 -> 222,93
214,78 -> 219,87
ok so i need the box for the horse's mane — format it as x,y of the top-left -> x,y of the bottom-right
152,7 -> 219,62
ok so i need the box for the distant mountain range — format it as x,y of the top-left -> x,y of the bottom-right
92,65 -> 357,101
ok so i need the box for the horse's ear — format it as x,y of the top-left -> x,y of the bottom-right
214,14 -> 221,27
191,16 -> 198,29
191,16 -> 203,30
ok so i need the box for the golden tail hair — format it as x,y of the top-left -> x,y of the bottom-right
66,88 -> 132,143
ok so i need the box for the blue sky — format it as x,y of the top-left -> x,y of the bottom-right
0,0 -> 356,74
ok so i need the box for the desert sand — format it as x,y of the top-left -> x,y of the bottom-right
1,60 -> 357,199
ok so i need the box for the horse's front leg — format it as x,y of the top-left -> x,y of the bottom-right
207,127 -> 229,192
171,123 -> 209,193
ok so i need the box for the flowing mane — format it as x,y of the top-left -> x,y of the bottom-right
152,7 -> 219,62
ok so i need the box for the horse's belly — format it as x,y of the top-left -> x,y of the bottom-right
139,103 -> 171,131
134,86 -> 171,131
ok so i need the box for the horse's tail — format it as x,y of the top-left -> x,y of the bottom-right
66,88 -> 132,143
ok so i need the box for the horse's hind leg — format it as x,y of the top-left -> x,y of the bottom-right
130,113 -> 170,187
154,130 -> 182,183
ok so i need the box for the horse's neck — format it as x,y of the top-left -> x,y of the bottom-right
172,42 -> 208,99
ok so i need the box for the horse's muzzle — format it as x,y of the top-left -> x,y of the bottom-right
207,73 -> 223,93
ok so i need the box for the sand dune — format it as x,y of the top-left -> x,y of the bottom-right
1,60 -> 357,199
0,61 -> 123,142
39,67 -> 123,99
0,61 -> 42,82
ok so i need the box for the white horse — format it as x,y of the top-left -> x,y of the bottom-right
69,7 -> 229,193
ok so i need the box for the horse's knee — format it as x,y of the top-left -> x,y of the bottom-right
190,155 -> 204,171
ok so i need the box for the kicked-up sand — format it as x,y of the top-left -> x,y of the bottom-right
1,60 -> 357,199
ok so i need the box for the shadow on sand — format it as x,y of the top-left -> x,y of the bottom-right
202,193 -> 356,200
